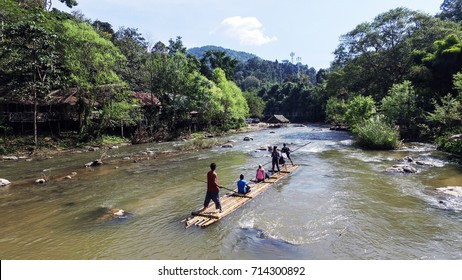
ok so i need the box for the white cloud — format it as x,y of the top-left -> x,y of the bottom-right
211,16 -> 277,46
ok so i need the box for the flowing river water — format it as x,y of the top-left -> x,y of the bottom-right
1,124 -> 462,260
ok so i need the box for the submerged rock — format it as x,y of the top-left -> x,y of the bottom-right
93,207 -> 130,223
221,143 -> 233,148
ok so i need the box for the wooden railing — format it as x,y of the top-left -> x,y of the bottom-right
1,112 -> 79,123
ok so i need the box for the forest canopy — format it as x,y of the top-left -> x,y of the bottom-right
1,0 -> 462,155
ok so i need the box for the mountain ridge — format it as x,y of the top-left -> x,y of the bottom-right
187,45 -> 260,63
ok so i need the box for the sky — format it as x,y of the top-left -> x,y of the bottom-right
53,0 -> 444,70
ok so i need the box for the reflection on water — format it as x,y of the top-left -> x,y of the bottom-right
1,124 -> 462,259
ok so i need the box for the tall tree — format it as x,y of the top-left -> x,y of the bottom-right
212,68 -> 249,129
439,0 -> 462,23
15,0 -> 78,10
200,50 -> 238,81
419,34 -> 462,96
331,8 -> 461,102
113,27 -> 148,91
0,6 -> 66,146
61,20 -> 135,137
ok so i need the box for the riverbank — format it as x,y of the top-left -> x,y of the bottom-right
1,123 -> 269,162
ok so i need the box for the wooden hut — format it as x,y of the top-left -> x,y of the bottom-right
0,89 -> 78,123
266,114 -> 290,127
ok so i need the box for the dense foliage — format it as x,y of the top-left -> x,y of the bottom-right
2,0 -> 462,155
0,0 -> 250,147
325,5 -> 462,152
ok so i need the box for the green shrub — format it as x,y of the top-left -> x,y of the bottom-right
325,96 -> 347,124
353,116 -> 400,150
345,95 -> 376,127
435,134 -> 462,156
101,135 -> 128,145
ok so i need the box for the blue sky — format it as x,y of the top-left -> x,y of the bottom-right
54,0 -> 444,70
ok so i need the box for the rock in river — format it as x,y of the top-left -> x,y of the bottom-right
93,207 -> 130,224
385,164 -> 417,174
0,178 -> 11,186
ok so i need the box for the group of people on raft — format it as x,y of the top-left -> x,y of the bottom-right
198,144 -> 293,214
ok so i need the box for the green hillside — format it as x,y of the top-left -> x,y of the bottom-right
187,45 -> 259,62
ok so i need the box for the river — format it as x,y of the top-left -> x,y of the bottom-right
1,124 -> 462,259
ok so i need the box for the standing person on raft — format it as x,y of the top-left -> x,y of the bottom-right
281,143 -> 294,165
199,163 -> 222,213
271,146 -> 281,173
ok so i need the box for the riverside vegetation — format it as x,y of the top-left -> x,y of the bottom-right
1,0 -> 462,156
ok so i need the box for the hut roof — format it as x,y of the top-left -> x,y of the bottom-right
0,89 -> 79,106
132,92 -> 161,106
266,114 -> 290,124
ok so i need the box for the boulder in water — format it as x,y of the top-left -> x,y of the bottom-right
35,178 -> 46,184
385,164 -> 417,174
85,160 -> 103,167
221,143 -> 233,148
0,178 -> 11,186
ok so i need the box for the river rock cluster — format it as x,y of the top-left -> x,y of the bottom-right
385,156 -> 436,174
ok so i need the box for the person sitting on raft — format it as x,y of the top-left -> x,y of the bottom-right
255,164 -> 269,182
237,174 -> 251,194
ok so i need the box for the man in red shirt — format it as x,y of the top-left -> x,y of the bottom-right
200,163 -> 222,213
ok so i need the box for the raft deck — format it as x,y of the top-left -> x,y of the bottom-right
185,164 -> 300,228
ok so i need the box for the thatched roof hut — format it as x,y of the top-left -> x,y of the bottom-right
266,115 -> 290,126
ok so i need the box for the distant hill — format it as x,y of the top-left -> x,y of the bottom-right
187,45 -> 260,63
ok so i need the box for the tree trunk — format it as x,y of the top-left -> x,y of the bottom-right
33,83 -> 38,148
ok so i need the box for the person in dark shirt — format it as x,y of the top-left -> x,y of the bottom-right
281,143 -> 293,165
271,146 -> 281,173
200,163 -> 222,213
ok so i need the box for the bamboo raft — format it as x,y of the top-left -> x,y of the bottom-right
184,164 -> 300,228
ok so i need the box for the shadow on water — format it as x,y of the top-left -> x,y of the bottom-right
222,227 -> 310,260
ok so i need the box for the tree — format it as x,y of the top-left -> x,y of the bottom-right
200,50 -> 238,80
439,0 -> 462,23
92,20 -> 114,40
15,0 -> 78,10
168,36 -> 186,54
212,68 -> 249,129
427,93 -> 462,135
331,8 -> 460,102
1,15 -> 66,147
420,34 -> 462,96
344,95 -> 376,127
241,75 -> 261,91
113,27 -> 148,91
61,20 -> 136,137
380,80 -> 420,138
243,91 -> 265,118
325,97 -> 347,125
